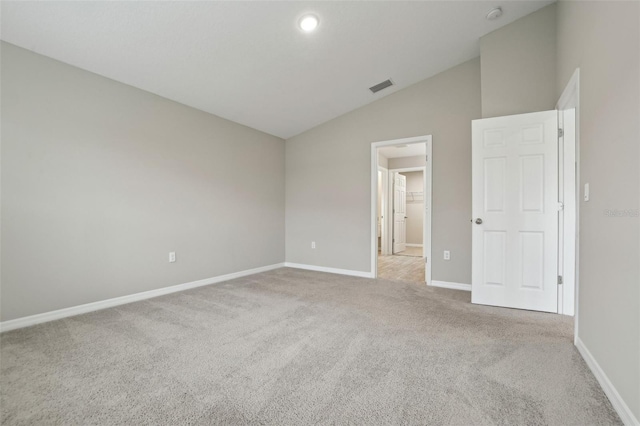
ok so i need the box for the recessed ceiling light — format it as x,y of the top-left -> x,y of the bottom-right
299,14 -> 319,32
486,7 -> 503,20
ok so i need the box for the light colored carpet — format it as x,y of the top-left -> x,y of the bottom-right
378,253 -> 425,283
0,268 -> 620,425
395,246 -> 423,257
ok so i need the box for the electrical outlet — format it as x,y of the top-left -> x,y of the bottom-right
169,252 -> 176,263
311,241 -> 316,249
444,250 -> 450,260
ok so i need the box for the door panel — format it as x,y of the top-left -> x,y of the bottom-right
484,157 -> 506,212
520,155 -> 545,212
519,231 -> 544,289
472,110 -> 558,313
393,173 -> 407,253
483,231 -> 506,286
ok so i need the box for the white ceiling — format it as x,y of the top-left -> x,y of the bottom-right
378,143 -> 426,159
1,1 -> 554,139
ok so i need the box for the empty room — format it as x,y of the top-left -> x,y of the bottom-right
1,1 -> 639,425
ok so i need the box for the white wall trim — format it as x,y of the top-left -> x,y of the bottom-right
556,68 -> 581,337
378,166 -> 391,256
430,280 -> 471,292
557,68 -> 580,110
0,263 -> 285,333
405,244 -> 423,247
575,337 -> 639,426
284,262 -> 374,279
556,67 -> 580,319
390,167 -> 424,173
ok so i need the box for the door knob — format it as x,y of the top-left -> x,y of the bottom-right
475,218 -> 483,224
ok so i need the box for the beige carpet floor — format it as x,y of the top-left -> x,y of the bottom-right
395,246 -> 423,257
0,268 -> 620,425
378,253 -> 425,283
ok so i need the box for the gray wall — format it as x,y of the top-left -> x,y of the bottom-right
480,4 -> 557,118
286,58 -> 481,282
388,155 -> 426,170
401,171 -> 423,246
557,1 -> 640,419
1,42 -> 285,321
378,153 -> 389,169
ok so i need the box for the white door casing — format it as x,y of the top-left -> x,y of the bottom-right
378,167 -> 391,256
558,108 -> 576,315
377,170 -> 383,238
393,172 -> 407,253
472,110 -> 559,313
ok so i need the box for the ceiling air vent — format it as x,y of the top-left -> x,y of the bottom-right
369,79 -> 393,94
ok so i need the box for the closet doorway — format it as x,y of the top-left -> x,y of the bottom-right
371,136 -> 432,284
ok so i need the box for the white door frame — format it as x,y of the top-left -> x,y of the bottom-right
378,166 -> 390,255
371,135 -> 432,285
556,69 -> 580,329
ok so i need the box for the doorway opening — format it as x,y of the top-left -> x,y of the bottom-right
379,168 -> 425,282
371,136 -> 432,285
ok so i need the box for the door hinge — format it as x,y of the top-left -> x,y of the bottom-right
558,275 -> 563,285
557,202 -> 564,211
426,154 -> 429,162
558,128 -> 564,138
425,256 -> 428,264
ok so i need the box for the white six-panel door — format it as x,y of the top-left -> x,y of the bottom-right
472,111 -> 559,313
393,173 -> 407,253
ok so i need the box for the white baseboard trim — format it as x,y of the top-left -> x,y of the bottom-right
405,244 -> 423,247
284,262 -> 374,279
0,262 -> 285,333
430,280 -> 472,291
575,337 -> 639,426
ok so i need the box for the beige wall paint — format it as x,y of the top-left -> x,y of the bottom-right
2,6 -> 637,417
378,153 -> 389,169
557,1 -> 640,419
480,4 -> 557,118
1,42 -> 286,321
401,171 -> 424,245
286,58 -> 481,282
388,155 -> 425,170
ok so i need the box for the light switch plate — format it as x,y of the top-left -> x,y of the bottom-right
584,183 -> 590,201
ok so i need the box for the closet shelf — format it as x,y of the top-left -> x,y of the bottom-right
407,191 -> 424,202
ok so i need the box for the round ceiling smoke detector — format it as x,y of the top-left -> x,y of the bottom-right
299,14 -> 319,32
486,7 -> 503,21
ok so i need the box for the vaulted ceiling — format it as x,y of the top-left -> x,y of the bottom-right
1,1 -> 554,139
